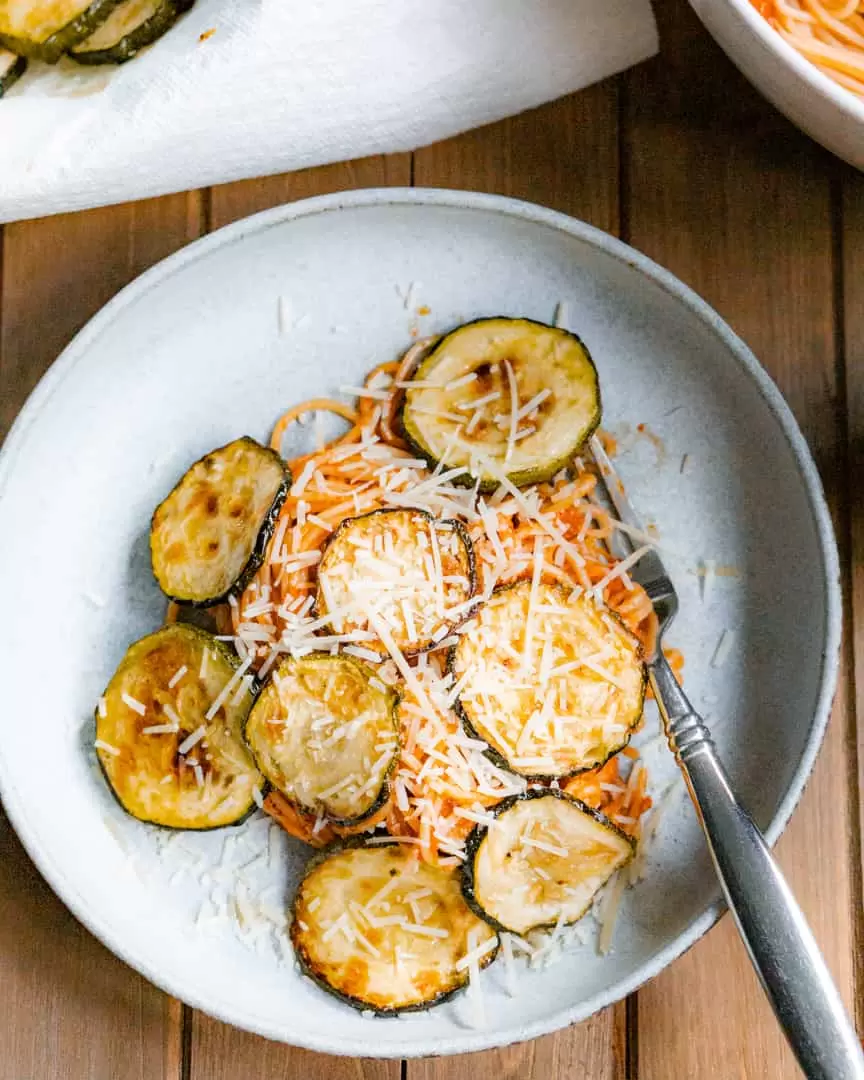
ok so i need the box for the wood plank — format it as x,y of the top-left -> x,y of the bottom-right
625,2 -> 858,1077
0,194 -> 204,437
838,163 -> 864,1037
410,1008 -> 627,1080
414,85 -> 620,234
0,192 -> 203,1079
190,1014 -> 399,1080
0,812 -> 182,1080
412,85 -> 625,1080
209,154 -> 412,229
188,152 -> 409,1077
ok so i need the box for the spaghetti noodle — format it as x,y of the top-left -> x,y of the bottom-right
752,0 -> 864,97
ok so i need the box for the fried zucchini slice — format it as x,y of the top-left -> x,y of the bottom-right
0,0 -> 124,62
70,0 -> 192,64
316,508 -> 475,655
462,790 -> 634,935
0,48 -> 26,95
451,581 -> 645,778
292,843 -> 498,1013
245,654 -> 400,826
95,624 -> 262,829
150,436 -> 290,606
401,318 -> 600,491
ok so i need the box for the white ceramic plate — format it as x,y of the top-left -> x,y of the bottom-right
690,0 -> 864,171
0,189 -> 840,1057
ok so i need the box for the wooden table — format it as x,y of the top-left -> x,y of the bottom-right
1,1 -> 861,1076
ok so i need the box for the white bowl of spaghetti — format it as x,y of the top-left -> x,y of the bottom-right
691,0 -> 864,168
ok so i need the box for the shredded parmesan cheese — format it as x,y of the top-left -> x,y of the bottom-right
205,656 -> 253,721
503,359 -> 519,464
178,725 -> 207,755
121,692 -> 146,716
711,628 -> 735,669
455,933 -> 498,972
168,665 -> 188,689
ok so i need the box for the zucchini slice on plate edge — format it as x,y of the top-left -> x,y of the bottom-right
245,653 -> 400,826
70,0 -> 193,65
315,507 -> 476,656
292,842 -> 498,1013
400,317 -> 601,492
150,436 -> 290,607
96,623 -> 262,829
0,48 -> 26,95
450,580 -> 647,779
461,790 -> 635,936
0,0 -> 126,62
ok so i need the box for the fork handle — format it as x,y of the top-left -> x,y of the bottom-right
650,655 -> 864,1080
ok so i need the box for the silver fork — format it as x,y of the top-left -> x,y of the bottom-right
589,435 -> 864,1080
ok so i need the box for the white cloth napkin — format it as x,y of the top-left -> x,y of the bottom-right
0,0 -> 657,224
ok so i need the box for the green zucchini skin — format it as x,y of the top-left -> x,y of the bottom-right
291,839 -> 499,1015
327,770 -> 392,829
150,436 -> 291,608
0,0 -> 127,63
70,0 -> 194,65
460,788 -> 635,935
0,52 -> 26,95
243,653 -> 401,828
292,943 -> 481,1018
448,582 -> 647,782
399,317 -> 601,493
448,517 -> 476,598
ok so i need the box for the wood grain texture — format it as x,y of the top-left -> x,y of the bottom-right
189,1014 -> 399,1080
0,193 -> 203,438
411,85 -> 627,1080
0,811 -> 181,1080
626,2 -> 858,1077
414,85 -> 620,235
0,192 -> 203,1080
209,155 -> 412,230
409,1008 -> 627,1080
838,164 -> 864,1037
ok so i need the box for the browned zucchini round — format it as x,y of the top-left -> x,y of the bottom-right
450,581 -> 646,778
461,790 -> 634,935
70,0 -> 193,65
292,843 -> 498,1013
0,0 -> 126,62
95,624 -> 261,829
400,317 -> 601,491
244,653 -> 400,826
150,436 -> 290,607
315,507 -> 475,655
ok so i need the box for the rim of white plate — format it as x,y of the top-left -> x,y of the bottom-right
0,189 -> 842,1056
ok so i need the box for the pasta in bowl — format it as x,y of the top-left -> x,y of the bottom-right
691,0 -> 864,169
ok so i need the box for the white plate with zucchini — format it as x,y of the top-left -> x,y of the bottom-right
0,189 -> 839,1056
